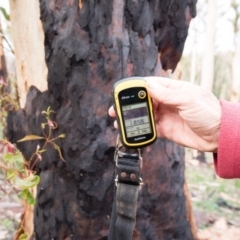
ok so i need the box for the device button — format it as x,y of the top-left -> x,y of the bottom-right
138,90 -> 146,99
139,128 -> 151,134
128,131 -> 138,137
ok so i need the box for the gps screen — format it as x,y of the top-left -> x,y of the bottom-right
122,102 -> 152,138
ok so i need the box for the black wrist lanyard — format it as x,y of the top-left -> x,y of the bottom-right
108,135 -> 143,240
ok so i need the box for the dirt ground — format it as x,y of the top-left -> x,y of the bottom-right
0,192 -> 240,240
0,203 -> 240,239
0,200 -> 22,240
197,217 -> 240,240
186,152 -> 240,240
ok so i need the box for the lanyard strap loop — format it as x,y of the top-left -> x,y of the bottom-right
108,135 -> 143,240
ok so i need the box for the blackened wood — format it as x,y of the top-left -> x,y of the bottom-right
7,0 -> 197,239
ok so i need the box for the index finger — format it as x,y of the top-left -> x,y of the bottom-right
144,76 -> 187,89
108,106 -> 116,117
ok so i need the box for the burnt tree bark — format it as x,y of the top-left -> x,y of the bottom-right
7,1 -> 197,239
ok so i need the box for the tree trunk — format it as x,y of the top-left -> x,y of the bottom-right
190,41 -> 197,84
201,0 -> 217,91
7,1 -> 197,239
230,0 -> 240,103
231,42 -> 240,103
197,0 -> 217,164
9,0 -> 48,108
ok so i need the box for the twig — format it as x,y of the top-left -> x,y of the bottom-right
0,30 -> 15,54
0,184 -> 13,202
30,156 -> 39,171
0,42 -> 13,53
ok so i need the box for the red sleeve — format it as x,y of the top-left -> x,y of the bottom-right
214,100 -> 240,178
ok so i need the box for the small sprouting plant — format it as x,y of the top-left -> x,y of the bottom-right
0,106 -> 65,203
0,106 -> 66,239
18,106 -> 66,169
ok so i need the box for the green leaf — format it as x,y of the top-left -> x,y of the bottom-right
52,142 -> 65,161
26,192 -> 36,205
18,135 -> 45,142
19,234 -> 28,240
7,169 -> 17,180
46,106 -> 55,116
38,149 -> 46,153
15,175 -> 40,189
18,189 -> 36,205
0,7 -> 10,21
3,152 -> 24,164
18,189 -> 26,199
3,152 -> 25,172
58,134 -> 66,138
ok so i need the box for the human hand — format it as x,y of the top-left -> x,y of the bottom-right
109,77 -> 221,152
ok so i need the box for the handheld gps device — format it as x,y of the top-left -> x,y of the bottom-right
113,77 -> 157,148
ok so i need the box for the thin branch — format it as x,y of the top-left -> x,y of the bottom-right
0,182 -> 13,202
0,42 -> 13,53
0,30 -> 15,54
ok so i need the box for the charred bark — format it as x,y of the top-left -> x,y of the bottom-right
7,0 -> 197,239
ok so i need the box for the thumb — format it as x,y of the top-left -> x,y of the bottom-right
146,79 -> 187,106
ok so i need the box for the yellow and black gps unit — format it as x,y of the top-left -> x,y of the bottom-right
113,77 -> 157,148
